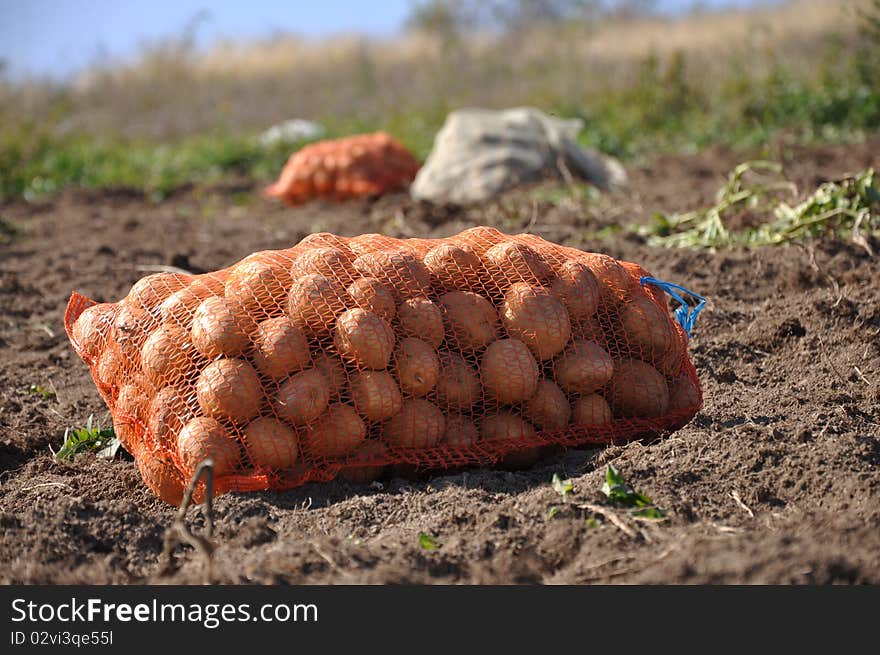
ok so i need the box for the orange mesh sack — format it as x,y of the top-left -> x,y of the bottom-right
264,131 -> 420,206
64,227 -> 704,505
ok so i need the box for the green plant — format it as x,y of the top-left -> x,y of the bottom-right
418,532 -> 439,550
601,464 -> 665,520
751,168 -> 879,252
54,415 -> 121,461
552,473 -> 574,499
549,472 -> 575,517
28,384 -> 56,400
646,162 -> 880,251
0,216 -> 18,243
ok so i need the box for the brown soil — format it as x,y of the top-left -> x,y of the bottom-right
1,139 -> 878,584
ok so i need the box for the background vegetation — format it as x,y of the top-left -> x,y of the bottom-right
1,0 -> 878,201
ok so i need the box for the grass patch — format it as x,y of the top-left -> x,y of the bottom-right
0,127 -> 299,202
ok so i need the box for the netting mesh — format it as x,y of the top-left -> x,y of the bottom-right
264,132 -> 420,206
65,227 -> 702,505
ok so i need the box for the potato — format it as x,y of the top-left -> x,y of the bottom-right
225,258 -> 292,318
619,260 -> 665,303
305,403 -> 367,458
113,303 -> 154,352
393,338 -> 440,397
397,298 -> 444,348
352,250 -> 432,300
571,394 -> 613,426
127,272 -> 191,316
148,386 -> 194,448
550,260 -> 600,321
580,253 -> 636,304
339,440 -> 388,483
287,273 -> 349,335
291,247 -> 356,284
553,339 -> 614,394
72,302 -> 116,360
668,373 -> 701,417
159,281 -> 218,329
196,358 -> 263,423
136,449 -> 198,506
481,411 -> 537,442
619,295 -> 676,359
177,416 -> 241,476
451,226 -> 506,255
653,329 -> 686,377
114,384 -> 149,446
607,359 -> 670,418
438,291 -> 499,351
423,243 -> 484,291
443,413 -> 479,447
141,323 -> 199,387
313,353 -> 348,399
95,346 -> 122,388
191,296 -> 254,359
483,241 -> 552,288
524,379 -> 571,430
274,368 -> 331,426
347,277 -> 396,322
574,314 -> 609,347
334,308 -> 395,370
480,411 -> 541,468
383,398 -> 446,448
297,232 -> 355,257
435,351 -> 481,410
501,283 -> 571,360
481,338 -> 539,403
350,370 -> 403,421
348,233 -> 397,256
243,416 -> 300,470
401,239 -> 433,258
250,317 -> 311,380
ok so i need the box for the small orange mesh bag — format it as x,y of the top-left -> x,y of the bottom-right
65,228 -> 703,504
264,131 -> 420,206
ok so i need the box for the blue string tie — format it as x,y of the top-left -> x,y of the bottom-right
639,276 -> 707,339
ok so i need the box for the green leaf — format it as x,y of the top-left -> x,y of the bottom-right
28,384 -> 56,400
633,507 -> 666,520
55,415 -> 120,461
548,506 -> 560,519
418,532 -> 439,551
601,465 -> 666,519
552,473 -> 574,499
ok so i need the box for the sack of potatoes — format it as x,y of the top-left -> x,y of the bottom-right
64,227 -> 703,505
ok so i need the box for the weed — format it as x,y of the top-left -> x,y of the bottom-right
647,163 -> 880,251
552,473 -> 574,500
418,532 -> 439,550
54,415 -> 121,461
601,464 -> 665,520
28,384 -> 56,400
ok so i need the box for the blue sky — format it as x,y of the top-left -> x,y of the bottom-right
0,0 -> 775,79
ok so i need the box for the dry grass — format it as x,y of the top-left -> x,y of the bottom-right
187,0 -> 859,78
19,0 -> 860,140
2,0 -> 877,201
